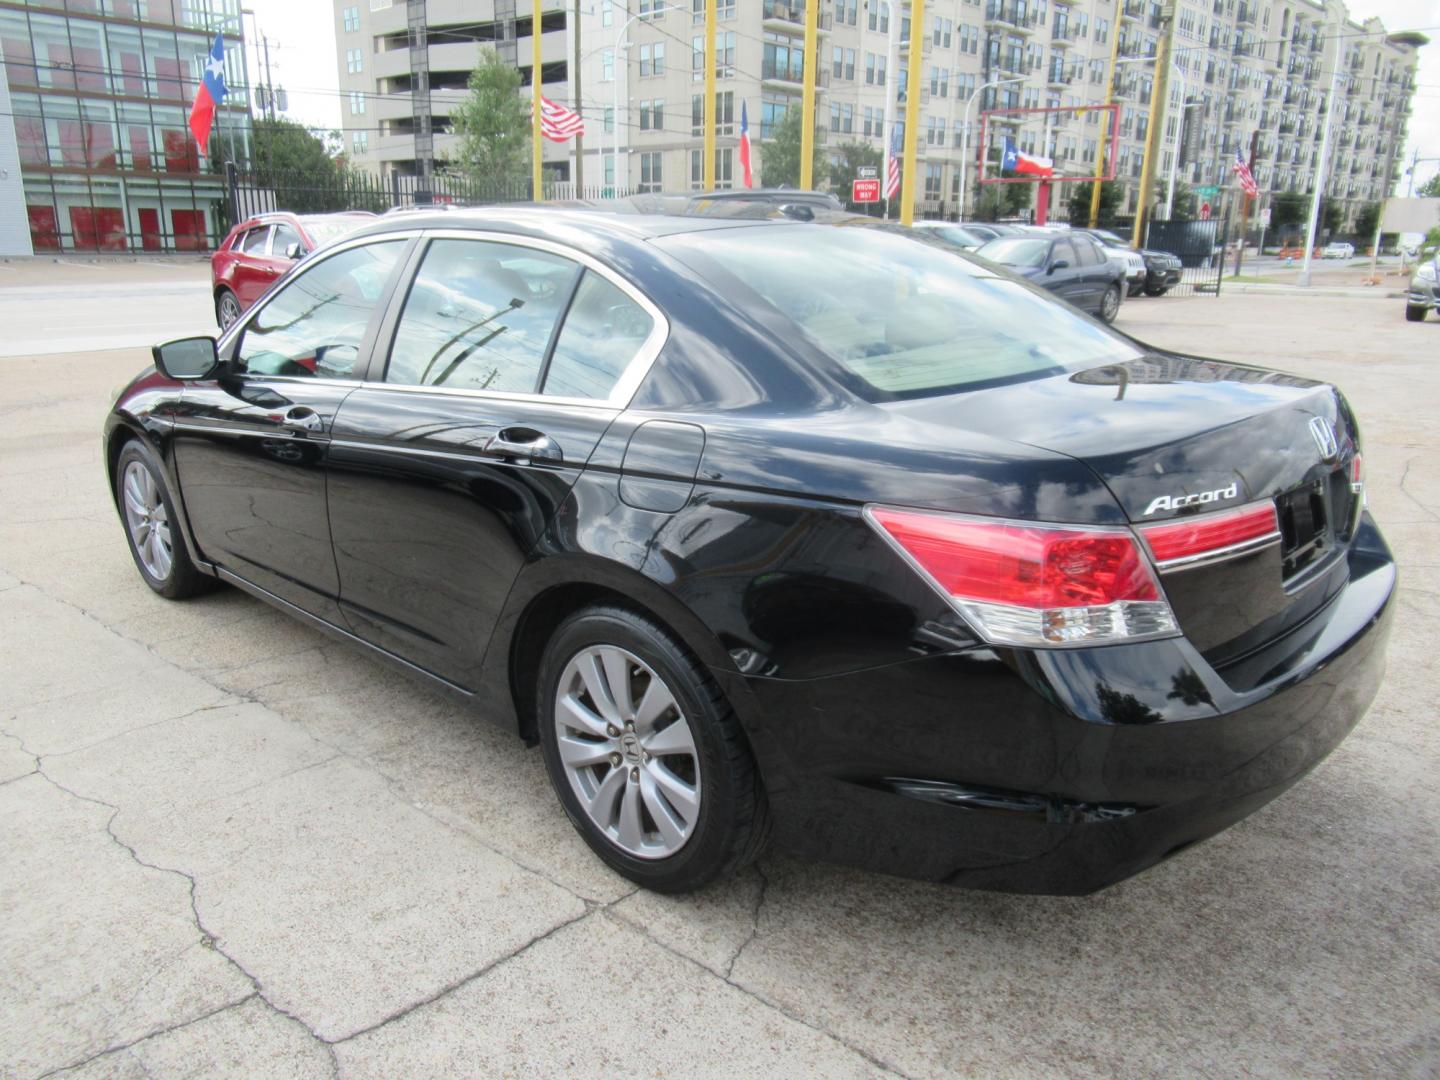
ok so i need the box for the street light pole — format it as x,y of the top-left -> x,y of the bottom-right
1297,29 -> 1343,287
1164,64 -> 1189,220
612,5 -> 683,195
957,75 -> 1023,222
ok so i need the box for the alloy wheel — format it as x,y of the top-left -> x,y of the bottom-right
1102,286 -> 1120,322
554,644 -> 701,860
218,292 -> 241,328
121,460 -> 173,581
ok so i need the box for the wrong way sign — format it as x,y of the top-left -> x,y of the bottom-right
852,178 -> 881,203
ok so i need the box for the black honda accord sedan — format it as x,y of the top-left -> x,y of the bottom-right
105,209 -> 1394,895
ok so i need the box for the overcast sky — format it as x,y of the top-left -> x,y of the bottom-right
237,0 -> 1440,190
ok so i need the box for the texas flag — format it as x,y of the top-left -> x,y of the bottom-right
738,100 -> 753,189
188,33 -> 228,157
1002,136 -> 1053,178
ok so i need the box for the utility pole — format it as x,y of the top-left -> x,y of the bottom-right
1232,128 -> 1259,277
260,35 -> 275,120
1131,2 -> 1175,249
1089,3 -> 1123,228
572,0 -> 583,192
703,0 -> 717,189
799,0 -> 820,189
1298,27 -> 1343,287
899,0 -> 926,225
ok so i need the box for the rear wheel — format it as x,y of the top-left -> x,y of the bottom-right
1406,304 -> 1427,322
538,606 -> 769,892
215,288 -> 242,330
115,443 -> 214,599
1100,283 -> 1122,324
1144,283 -> 1169,297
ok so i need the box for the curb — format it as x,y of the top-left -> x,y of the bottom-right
1214,284 -> 1406,299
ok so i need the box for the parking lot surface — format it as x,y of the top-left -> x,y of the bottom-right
1,267 -> 1437,1078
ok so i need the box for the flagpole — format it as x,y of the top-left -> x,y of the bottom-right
532,0 -> 543,202
898,0 -> 925,225
881,0 -> 897,220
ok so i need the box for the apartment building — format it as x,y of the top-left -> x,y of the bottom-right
338,0 -> 1421,224
0,0 -> 251,253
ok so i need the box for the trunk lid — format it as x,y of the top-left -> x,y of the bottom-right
885,353 -> 1363,675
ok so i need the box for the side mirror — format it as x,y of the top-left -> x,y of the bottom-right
153,336 -> 219,381
284,242 -> 302,260
1048,259 -> 1070,274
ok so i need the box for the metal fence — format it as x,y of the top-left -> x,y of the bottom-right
1144,215 -> 1230,297
223,165 -> 637,231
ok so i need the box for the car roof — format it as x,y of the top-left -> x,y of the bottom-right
341,204 -> 801,244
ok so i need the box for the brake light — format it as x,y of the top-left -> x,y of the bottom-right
866,507 -> 1177,647
1138,502 -> 1280,569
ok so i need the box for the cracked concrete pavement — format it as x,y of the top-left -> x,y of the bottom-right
1,268 -> 1437,1078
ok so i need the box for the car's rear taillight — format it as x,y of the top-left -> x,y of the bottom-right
1138,501 -> 1280,570
865,507 -> 1177,647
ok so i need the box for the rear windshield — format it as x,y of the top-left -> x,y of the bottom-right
658,226 -> 1139,400
302,217 -> 370,248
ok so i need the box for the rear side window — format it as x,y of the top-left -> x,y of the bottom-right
1074,238 -> 1100,266
657,226 -> 1139,400
241,226 -> 272,255
543,271 -> 655,399
272,223 -> 303,258
385,239 -> 581,393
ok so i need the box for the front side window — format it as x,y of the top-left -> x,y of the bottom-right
658,227 -> 1137,400
385,239 -> 580,393
235,240 -> 404,379
271,222 -> 303,257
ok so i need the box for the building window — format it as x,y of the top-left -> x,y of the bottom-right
352,130 -> 368,154
640,99 -> 665,131
868,1 -> 890,33
342,6 -> 360,32
349,91 -> 366,115
925,162 -> 942,200
346,48 -> 363,74
602,49 -> 614,81
604,155 -> 615,186
604,106 -> 614,132
716,147 -> 733,188
602,0 -> 613,26
639,0 -> 666,18
762,35 -> 804,82
639,43 -> 665,76
640,151 -> 662,191
693,32 -> 736,80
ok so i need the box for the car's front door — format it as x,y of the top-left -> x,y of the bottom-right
1046,238 -> 1087,305
172,236 -> 411,622
326,234 -> 665,688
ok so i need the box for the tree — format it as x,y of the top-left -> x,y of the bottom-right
972,182 -> 1031,222
208,117 -> 377,215
1418,173 -> 1440,198
1270,191 -> 1308,232
450,48 -> 532,190
1153,178 -> 1196,219
1066,180 -> 1122,226
759,107 -> 829,190
1319,197 -> 1343,234
829,141 -> 883,213
1354,202 -> 1381,241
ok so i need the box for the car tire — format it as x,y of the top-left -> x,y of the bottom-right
1405,304 -> 1427,322
215,288 -> 242,330
1144,284 -> 1169,297
115,442 -> 215,600
1099,283 -> 1122,324
537,605 -> 770,893
1127,282 -> 1144,298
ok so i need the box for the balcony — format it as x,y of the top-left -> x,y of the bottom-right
985,1 -> 1040,33
762,2 -> 831,32
1235,3 -> 1255,24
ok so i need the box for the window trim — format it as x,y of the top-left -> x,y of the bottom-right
368,229 -> 671,409
217,230 -> 423,386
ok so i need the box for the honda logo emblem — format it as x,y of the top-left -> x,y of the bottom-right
1309,416 -> 1339,463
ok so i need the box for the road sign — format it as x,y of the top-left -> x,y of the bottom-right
857,165 -> 878,180
1194,185 -> 1219,197
1199,202 -> 1212,221
852,178 -> 881,204
1259,207 -> 1272,227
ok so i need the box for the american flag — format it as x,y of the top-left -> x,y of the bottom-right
885,122 -> 902,199
539,97 -> 585,142
1232,148 -> 1258,198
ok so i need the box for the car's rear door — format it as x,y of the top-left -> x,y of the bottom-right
326,232 -> 666,688
1071,236 -> 1108,312
232,224 -> 275,306
173,235 -> 412,622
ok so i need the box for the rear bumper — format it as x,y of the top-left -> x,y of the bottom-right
732,514 -> 1395,894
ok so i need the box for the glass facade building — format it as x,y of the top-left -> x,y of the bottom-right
0,0 -> 251,252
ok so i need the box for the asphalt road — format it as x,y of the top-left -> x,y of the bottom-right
1,266 -> 1437,1078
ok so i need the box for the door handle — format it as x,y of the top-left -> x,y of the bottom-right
484,428 -> 562,464
281,406 -> 323,433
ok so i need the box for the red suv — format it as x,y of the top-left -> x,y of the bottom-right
211,211 -> 377,329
